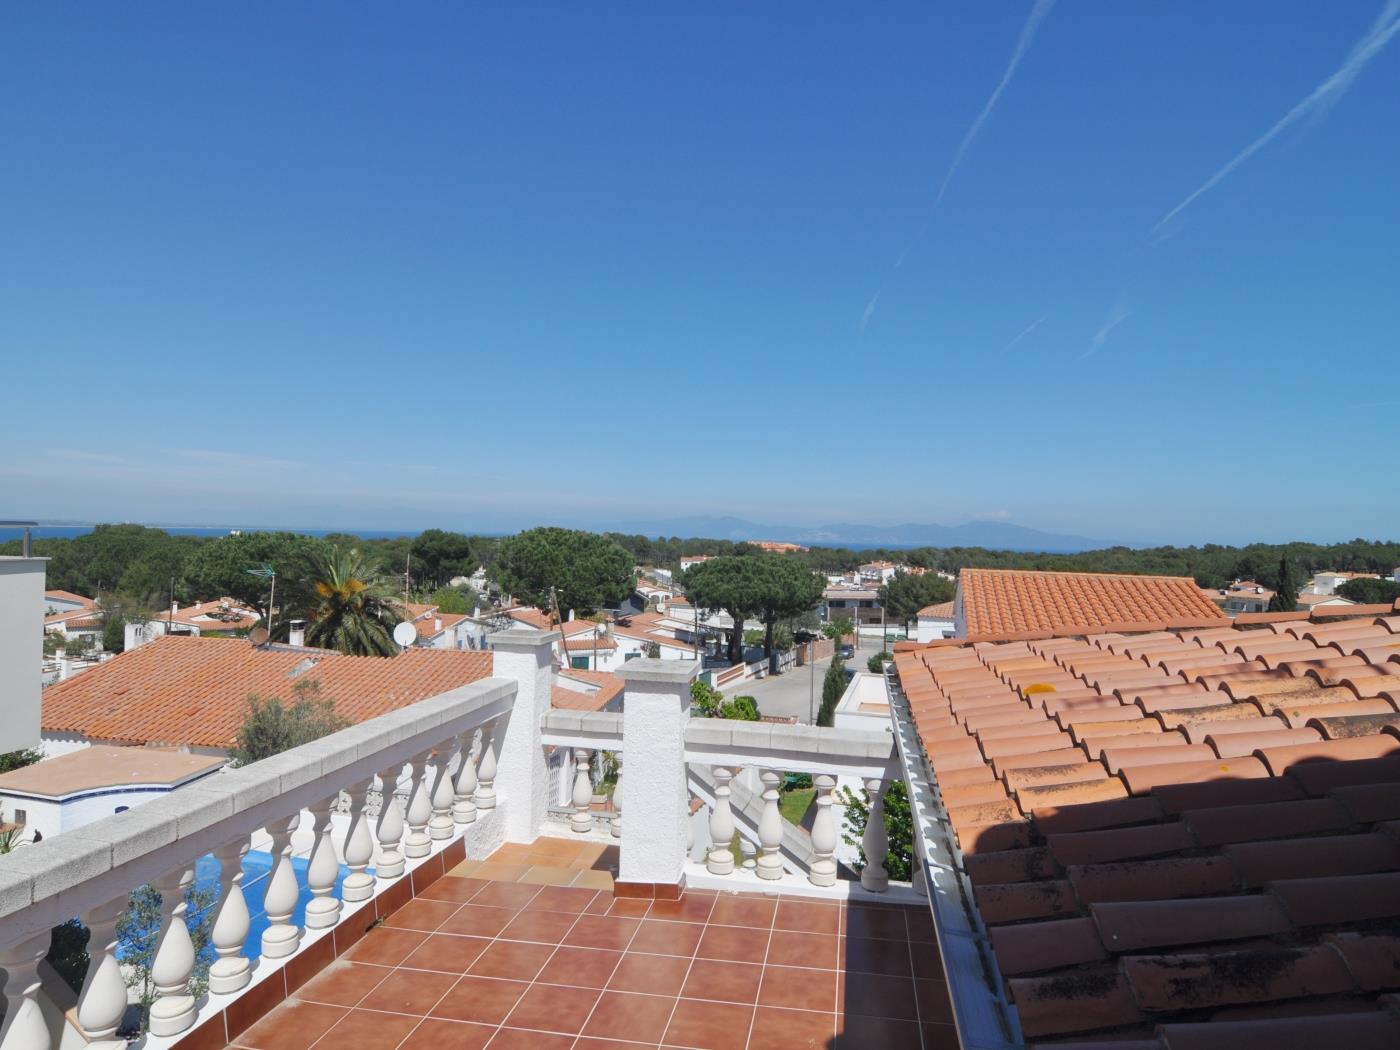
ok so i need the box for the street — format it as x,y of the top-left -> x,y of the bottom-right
730,644 -> 873,723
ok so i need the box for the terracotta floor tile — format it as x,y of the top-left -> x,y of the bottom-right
292,960 -> 391,1008
235,1000 -> 346,1050
627,920 -> 704,958
400,933 -> 493,974
679,958 -> 762,1005
601,897 -> 652,918
662,998 -> 753,1050
520,865 -> 580,887
607,953 -> 692,997
833,1013 -> 922,1050
748,1005 -> 837,1050
909,943 -> 945,981
565,915 -> 642,952
840,935 -> 911,977
915,978 -> 955,1024
472,861 -> 533,882
469,940 -> 557,981
647,894 -> 715,924
486,1028 -> 575,1049
500,908 -> 580,944
431,975 -> 531,1025
420,876 -> 490,903
343,926 -> 428,967
906,908 -> 937,944
311,1009 -> 419,1050
574,1040 -> 660,1050
757,965 -> 838,1013
529,885 -> 600,914
357,967 -> 458,1015
708,895 -> 777,930
502,982 -> 602,1034
446,859 -> 483,877
695,925 -> 770,965
527,837 -> 589,861
473,881 -> 544,909
844,905 -> 909,941
383,897 -> 462,932
439,904 -> 519,938
765,931 -> 838,970
396,1017 -> 494,1050
581,991 -> 677,1043
922,1021 -> 962,1049
772,899 -> 841,937
572,869 -> 616,890
839,972 -> 918,1021
535,946 -> 623,989
490,843 -> 536,864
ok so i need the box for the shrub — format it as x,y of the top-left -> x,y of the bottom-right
838,778 -> 913,881
867,651 -> 891,673
818,657 -> 846,726
230,679 -> 350,766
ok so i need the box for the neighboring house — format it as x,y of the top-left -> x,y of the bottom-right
679,555 -> 713,572
1221,580 -> 1274,615
43,590 -> 104,648
858,561 -> 899,585
1304,570 -> 1380,595
1296,592 -> 1357,611
401,601 -> 475,650
636,580 -> 674,607
954,567 -> 1227,636
914,601 -> 956,643
550,667 -> 624,713
747,540 -> 809,553
124,597 -> 262,651
0,745 -> 224,843
822,586 -> 885,630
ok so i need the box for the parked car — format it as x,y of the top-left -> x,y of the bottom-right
838,644 -> 854,660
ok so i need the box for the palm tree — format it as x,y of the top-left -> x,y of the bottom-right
299,546 -> 402,657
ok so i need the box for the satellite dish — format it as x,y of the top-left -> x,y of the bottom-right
393,621 -> 418,648
249,626 -> 270,646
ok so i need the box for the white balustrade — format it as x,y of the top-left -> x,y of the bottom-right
76,896 -> 129,1039
375,763 -> 407,880
808,773 -> 838,887
861,776 -> 890,893
261,815 -> 302,959
0,931 -> 53,1048
429,737 -> 458,840
474,719 -> 498,810
570,748 -> 593,833
403,750 -> 434,858
304,796 -> 342,929
706,766 -> 735,875
208,836 -> 252,994
342,779 -> 377,903
453,728 -> 479,824
755,769 -> 784,881
148,865 -> 198,1036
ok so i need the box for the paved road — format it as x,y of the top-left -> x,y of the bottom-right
732,645 -> 873,723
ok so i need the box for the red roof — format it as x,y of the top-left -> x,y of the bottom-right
42,635 -> 492,749
551,669 -> 624,711
894,605 -> 1400,1044
960,568 -> 1228,636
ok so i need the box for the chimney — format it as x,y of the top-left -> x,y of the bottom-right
59,657 -> 72,681
435,617 -> 442,631
568,609 -> 576,622
289,619 -> 306,646
172,601 -> 179,614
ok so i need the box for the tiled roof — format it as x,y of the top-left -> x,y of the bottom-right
415,612 -> 466,640
960,568 -> 1228,636
506,607 -> 553,630
0,744 -> 224,796
893,604 -> 1400,1044
563,636 -> 618,652
45,589 -> 96,607
159,598 -> 262,631
42,635 -> 492,749
918,601 -> 955,619
1298,592 -> 1357,608
551,668 -> 624,711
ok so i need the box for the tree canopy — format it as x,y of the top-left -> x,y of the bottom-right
410,529 -> 479,589
181,531 -> 331,622
1337,577 -> 1400,605
289,545 -> 403,656
879,570 -> 955,627
684,555 -> 824,662
230,680 -> 350,766
1268,557 -> 1300,613
490,527 -> 635,616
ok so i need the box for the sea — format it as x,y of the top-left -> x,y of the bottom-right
0,523 -> 427,543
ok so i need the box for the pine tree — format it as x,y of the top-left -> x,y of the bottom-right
818,657 -> 847,726
1268,557 -> 1300,613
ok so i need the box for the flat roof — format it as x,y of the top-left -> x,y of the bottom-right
0,745 -> 225,798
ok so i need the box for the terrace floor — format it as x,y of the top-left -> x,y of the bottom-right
227,837 -> 956,1050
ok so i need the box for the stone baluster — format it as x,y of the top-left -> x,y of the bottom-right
208,836 -> 252,994
403,750 -> 434,858
861,777 -> 890,893
570,748 -> 593,833
76,896 -> 129,1040
376,763 -> 407,879
706,766 -> 735,875
611,764 -> 623,839
452,729 -> 479,824
809,773 -> 838,887
756,769 -> 785,881
0,931 -> 54,1048
305,796 -> 342,929
474,720 -> 498,810
261,814 -> 302,959
429,737 -> 458,840
739,834 -> 758,872
148,865 -> 198,1036
342,779 -> 376,903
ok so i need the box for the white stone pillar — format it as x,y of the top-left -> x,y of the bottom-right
0,931 -> 53,1049
403,750 -> 434,858
570,748 -> 593,834
375,763 -> 407,880
755,769 -> 784,881
208,836 -> 252,994
809,773 -> 838,887
77,896 -> 130,1039
489,628 -> 557,840
707,766 -> 735,875
861,777 -> 890,894
305,796 -> 342,929
452,729 -> 479,824
617,658 -> 698,893
474,720 -> 498,811
341,779 -> 376,903
261,814 -> 302,959
611,765 -> 623,840
429,737 -> 459,840
148,866 -> 197,1036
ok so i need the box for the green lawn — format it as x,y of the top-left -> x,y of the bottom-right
779,787 -> 815,827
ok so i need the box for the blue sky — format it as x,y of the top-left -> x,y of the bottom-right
2,3 -> 1397,546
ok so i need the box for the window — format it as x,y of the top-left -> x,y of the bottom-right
571,656 -> 591,670
114,806 -> 129,814
12,809 -> 26,826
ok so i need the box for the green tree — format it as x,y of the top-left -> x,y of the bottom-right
691,679 -> 724,717
229,679 -> 351,765
291,546 -> 403,656
838,778 -> 913,881
867,651 -> 892,673
878,570 -> 955,630
182,531 -> 330,623
1268,557 -> 1300,613
428,584 -> 478,615
818,656 -> 847,726
824,618 -> 854,647
491,527 -> 635,616
410,530 -> 478,589
0,748 -> 43,774
118,881 -> 217,1034
1337,577 -> 1400,605
685,556 -> 823,663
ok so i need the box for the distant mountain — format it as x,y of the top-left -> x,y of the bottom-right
602,515 -> 1107,553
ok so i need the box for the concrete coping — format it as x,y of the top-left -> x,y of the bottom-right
489,628 -> 562,651
540,710 -> 623,734
684,719 -> 894,760
617,658 -> 700,684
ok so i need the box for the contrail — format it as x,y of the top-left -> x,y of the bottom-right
1081,304 -> 1129,359
1155,0 -> 1400,233
858,292 -> 880,342
1000,315 -> 1046,355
